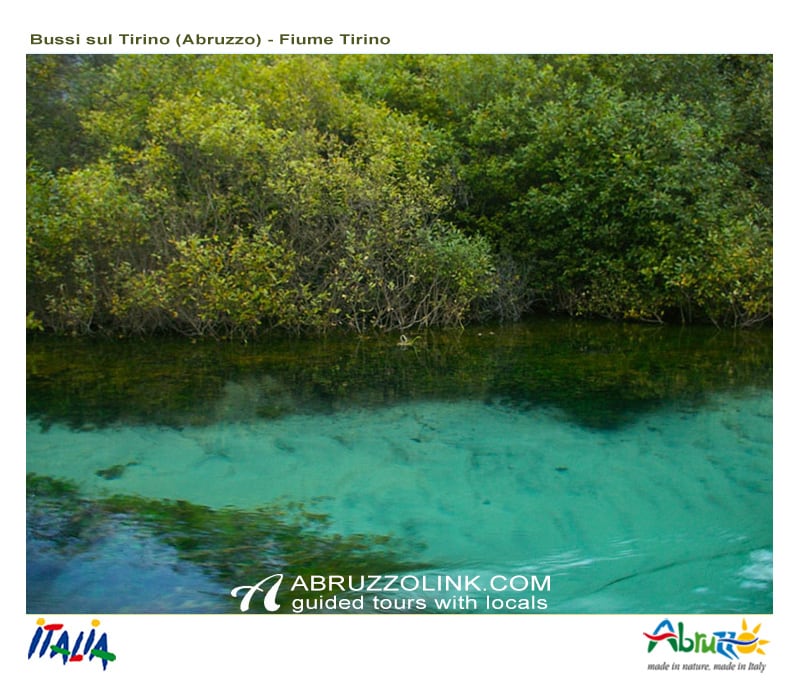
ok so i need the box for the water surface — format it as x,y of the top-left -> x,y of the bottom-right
26,320 -> 772,613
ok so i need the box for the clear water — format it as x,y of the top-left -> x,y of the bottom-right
26,321 -> 772,614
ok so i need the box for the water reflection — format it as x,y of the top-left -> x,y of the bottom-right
27,320 -> 772,429
26,320 -> 773,613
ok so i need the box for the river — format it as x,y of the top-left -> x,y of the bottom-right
26,319 -> 773,613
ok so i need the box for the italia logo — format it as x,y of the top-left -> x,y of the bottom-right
27,618 -> 116,670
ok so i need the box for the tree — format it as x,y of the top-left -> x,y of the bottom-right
26,54 -> 772,334
27,55 -> 497,336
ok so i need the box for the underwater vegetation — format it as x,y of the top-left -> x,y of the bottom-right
25,320 -> 772,614
27,473 -> 430,613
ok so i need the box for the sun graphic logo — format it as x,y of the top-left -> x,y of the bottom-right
715,618 -> 770,660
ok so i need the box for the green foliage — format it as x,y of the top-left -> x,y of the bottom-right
451,58 -> 772,325
326,223 -> 496,332
110,230 -> 318,337
26,54 -> 772,335
27,55 -> 497,336
26,311 -> 44,332
26,159 -> 148,333
26,55 -> 114,170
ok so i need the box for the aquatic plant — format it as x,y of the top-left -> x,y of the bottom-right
27,474 -> 430,613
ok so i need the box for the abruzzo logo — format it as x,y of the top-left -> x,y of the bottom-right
644,618 -> 769,672
27,618 -> 117,670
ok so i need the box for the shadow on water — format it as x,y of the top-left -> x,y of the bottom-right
26,319 -> 772,430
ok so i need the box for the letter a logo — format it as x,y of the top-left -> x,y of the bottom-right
644,619 -> 679,653
231,574 -> 283,612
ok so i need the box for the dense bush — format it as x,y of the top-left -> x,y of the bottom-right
26,54 -> 772,336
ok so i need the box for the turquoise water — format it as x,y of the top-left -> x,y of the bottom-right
26,321 -> 773,613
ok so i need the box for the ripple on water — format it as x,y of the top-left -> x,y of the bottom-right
26,390 -> 772,613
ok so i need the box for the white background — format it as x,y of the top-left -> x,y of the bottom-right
5,2 -> 796,696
